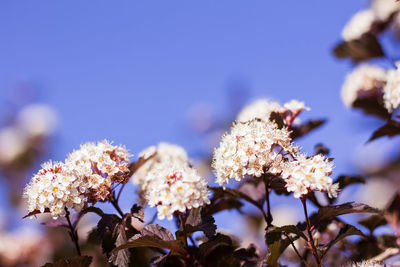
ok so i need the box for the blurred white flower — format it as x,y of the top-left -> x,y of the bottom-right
372,0 -> 400,20
383,62 -> 400,112
16,104 -> 58,138
237,99 -> 282,122
0,227 -> 51,267
132,143 -> 210,220
342,9 -> 377,41
271,205 -> 301,227
0,127 -> 27,165
131,142 -> 189,191
341,64 -> 386,107
355,177 -> 396,209
145,162 -> 210,220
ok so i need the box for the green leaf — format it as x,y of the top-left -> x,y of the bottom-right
266,237 -> 296,266
113,224 -> 186,255
358,215 -> 387,233
322,224 -> 364,257
41,256 -> 92,267
313,202 -> 379,226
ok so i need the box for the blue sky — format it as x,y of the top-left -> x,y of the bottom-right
1,0 -> 396,228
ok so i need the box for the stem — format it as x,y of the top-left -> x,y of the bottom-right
283,233 -> 309,266
111,194 -> 124,218
263,177 -> 273,229
301,198 -> 321,267
116,183 -> 126,202
65,208 -> 82,256
180,213 -> 189,249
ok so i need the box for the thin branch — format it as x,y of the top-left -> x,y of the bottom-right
301,198 -> 321,267
65,208 -> 82,256
111,194 -> 125,218
263,176 -> 273,229
283,233 -> 309,266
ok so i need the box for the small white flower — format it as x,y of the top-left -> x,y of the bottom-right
342,9 -> 377,41
383,62 -> 400,112
131,142 -> 189,191
341,64 -> 386,107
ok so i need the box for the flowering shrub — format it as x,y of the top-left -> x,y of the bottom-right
8,1 -> 400,266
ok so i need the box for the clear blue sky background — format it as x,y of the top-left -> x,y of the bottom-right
0,1 -> 396,229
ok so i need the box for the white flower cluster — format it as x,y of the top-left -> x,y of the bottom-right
23,161 -> 85,218
383,62 -> 400,112
281,154 -> 338,199
212,119 -> 297,187
24,140 -> 131,218
237,98 -> 309,125
341,64 -> 387,107
342,9 -> 377,41
213,115 -> 339,198
132,143 -> 210,220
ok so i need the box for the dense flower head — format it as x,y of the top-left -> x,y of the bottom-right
23,140 -> 131,218
23,161 -> 85,218
145,162 -> 210,220
212,119 -> 297,187
383,62 -> 400,112
281,154 -> 338,198
66,140 -> 131,201
131,142 -> 189,191
342,9 -> 377,41
341,64 -> 387,107
132,142 -> 210,220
